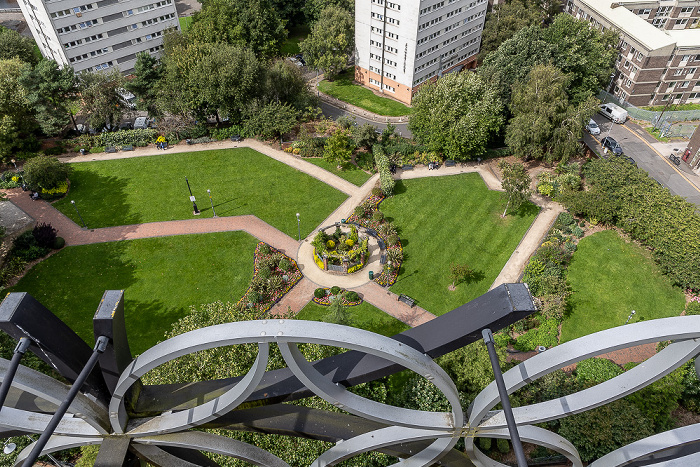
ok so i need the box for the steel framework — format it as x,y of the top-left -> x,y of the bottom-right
0,284 -> 697,466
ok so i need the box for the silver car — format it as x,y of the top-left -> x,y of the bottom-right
586,119 -> 601,136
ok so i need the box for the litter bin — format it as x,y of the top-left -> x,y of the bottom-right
79,148 -> 86,155
369,271 -> 374,280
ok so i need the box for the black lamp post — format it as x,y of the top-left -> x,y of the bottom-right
207,189 -> 217,217
185,177 -> 199,215
71,200 -> 87,228
296,213 -> 300,241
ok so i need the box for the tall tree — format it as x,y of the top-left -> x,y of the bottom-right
303,0 -> 354,24
0,58 -> 38,162
478,0 -> 542,62
409,71 -> 504,161
497,160 -> 532,217
264,59 -> 315,110
0,26 -> 38,66
77,68 -> 124,131
299,5 -> 353,79
188,0 -> 287,58
244,101 -> 299,139
125,52 -> 162,116
19,59 -> 77,135
506,64 -> 597,163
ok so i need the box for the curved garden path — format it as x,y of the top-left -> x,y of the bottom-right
7,139 -> 561,328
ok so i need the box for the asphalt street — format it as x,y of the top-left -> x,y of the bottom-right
584,114 -> 700,206
318,101 -> 412,138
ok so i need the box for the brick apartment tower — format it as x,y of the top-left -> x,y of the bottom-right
17,0 -> 179,73
354,0 -> 488,104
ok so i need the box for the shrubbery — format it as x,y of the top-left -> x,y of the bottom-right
23,156 -> 71,191
512,318 -> 559,351
373,145 -> 395,196
576,357 -> 623,384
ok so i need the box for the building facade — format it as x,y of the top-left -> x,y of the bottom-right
354,0 -> 487,104
566,0 -> 700,107
16,0 -> 179,74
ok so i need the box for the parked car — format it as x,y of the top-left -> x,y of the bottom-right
286,57 -> 303,67
133,116 -> 149,130
295,53 -> 306,66
599,103 -> 628,124
117,89 -> 137,110
601,136 -> 623,155
586,119 -> 600,136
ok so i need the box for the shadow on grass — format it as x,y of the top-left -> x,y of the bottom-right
501,200 -> 541,219
392,181 -> 408,195
125,298 -> 180,354
56,170 -> 142,227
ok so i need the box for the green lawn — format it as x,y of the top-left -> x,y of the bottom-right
280,24 -> 310,56
561,230 -> 685,342
303,158 -> 373,186
381,174 -> 539,316
297,302 -> 409,337
8,232 -> 259,354
54,148 -> 347,237
318,70 -> 411,117
179,16 -> 193,32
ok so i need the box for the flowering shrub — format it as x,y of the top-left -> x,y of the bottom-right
313,287 -> 363,306
235,242 -> 302,316
40,181 -> 68,200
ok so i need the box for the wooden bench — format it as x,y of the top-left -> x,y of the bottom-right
122,145 -> 134,151
398,294 -> 416,307
445,159 -> 456,167
402,164 -> 414,171
105,147 -> 117,153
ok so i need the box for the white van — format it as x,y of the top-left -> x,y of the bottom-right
599,103 -> 628,124
133,116 -> 149,130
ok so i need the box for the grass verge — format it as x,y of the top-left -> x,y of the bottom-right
297,301 -> 409,336
54,148 -> 347,237
643,126 -> 671,143
318,69 -> 411,117
561,230 -> 685,342
178,16 -> 193,32
382,174 -> 539,315
8,232 -> 259,354
303,158 -> 373,187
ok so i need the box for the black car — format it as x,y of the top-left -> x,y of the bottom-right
295,53 -> 306,66
601,136 -> 623,155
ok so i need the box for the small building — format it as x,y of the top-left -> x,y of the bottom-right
566,0 -> 700,107
16,0 -> 180,74
354,0 -> 488,105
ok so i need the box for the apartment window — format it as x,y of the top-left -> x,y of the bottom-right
129,23 -> 138,30
656,6 -> 672,17
675,19 -> 688,28
689,92 -> 700,99
126,9 -> 134,15
681,7 -> 694,14
683,55 -> 691,62
624,60 -> 631,69
689,68 -> 697,74
653,18 -> 668,28
636,51 -> 644,61
675,69 -> 683,75
669,81 -> 677,89
50,9 -> 71,18
638,8 -> 651,15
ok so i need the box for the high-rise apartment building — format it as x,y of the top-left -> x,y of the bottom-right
17,0 -> 179,73
355,0 -> 488,104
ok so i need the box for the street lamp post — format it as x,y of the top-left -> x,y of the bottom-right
185,177 -> 200,215
296,213 -> 300,241
625,310 -> 636,324
207,189 -> 217,217
70,200 -> 87,229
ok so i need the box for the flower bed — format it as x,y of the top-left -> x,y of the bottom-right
347,189 -> 404,287
235,242 -> 302,316
312,224 -> 369,273
313,287 -> 363,307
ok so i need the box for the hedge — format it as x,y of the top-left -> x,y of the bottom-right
373,145 -> 395,195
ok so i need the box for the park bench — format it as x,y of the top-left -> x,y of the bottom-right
105,147 -> 117,153
402,164 -> 414,171
122,145 -> 134,151
398,294 -> 416,308
380,253 -> 387,264
377,239 -> 385,250
445,159 -> 456,167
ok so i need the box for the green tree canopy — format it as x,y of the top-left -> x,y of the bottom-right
0,57 -> 38,161
19,59 -> 77,136
323,128 -> 352,166
409,71 -> 504,160
0,26 -> 38,66
506,64 -> 597,163
478,0 -> 543,62
188,0 -> 287,58
303,0 -> 354,23
497,160 -> 532,216
263,59 -> 315,110
299,5 -> 353,79
77,68 -> 124,131
125,52 -> 162,116
23,156 -> 72,190
244,101 -> 300,139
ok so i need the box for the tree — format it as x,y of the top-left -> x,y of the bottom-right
300,6 -> 353,79
19,59 -> 77,136
125,53 -> 162,116
77,68 -> 124,131
303,0 -> 354,24
23,156 -> 72,190
323,128 -> 352,166
0,58 -> 38,162
353,123 -> 378,149
409,71 -> 504,161
323,297 -> 348,325
0,26 -> 38,65
506,64 -> 597,163
478,0 -> 542,62
263,59 -> 315,110
188,0 -> 287,58
449,263 -> 476,289
244,101 -> 299,139
497,160 -> 531,217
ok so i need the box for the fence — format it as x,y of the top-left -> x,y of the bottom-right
599,91 -> 700,123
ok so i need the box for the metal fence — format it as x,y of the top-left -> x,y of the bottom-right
327,264 -> 344,272
599,91 -> 700,123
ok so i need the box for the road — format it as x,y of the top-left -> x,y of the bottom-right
584,114 -> 700,206
318,101 -> 412,138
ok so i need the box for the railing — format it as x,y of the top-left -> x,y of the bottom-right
599,91 -> 700,123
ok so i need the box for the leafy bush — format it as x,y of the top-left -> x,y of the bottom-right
330,286 -> 341,295
52,236 -> 65,249
189,136 -> 216,144
556,212 -> 575,228
259,244 -> 271,255
314,288 -> 327,299
344,291 -> 359,302
210,125 -> 248,140
101,129 -> 158,148
513,318 -> 559,351
0,257 -> 27,287
278,258 -> 291,272
258,267 -> 271,279
572,226 -> 584,238
496,438 -> 510,454
326,240 -> 335,249
681,361 -> 700,412
180,124 -> 209,140
32,223 -> 57,248
478,438 -> 492,451
23,156 -> 72,190
686,301 -> 700,316
268,275 -> 284,291
576,358 -> 623,384
372,210 -> 384,222
39,181 -> 68,200
0,171 -> 23,188
374,145 -> 395,195
624,362 -> 686,431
